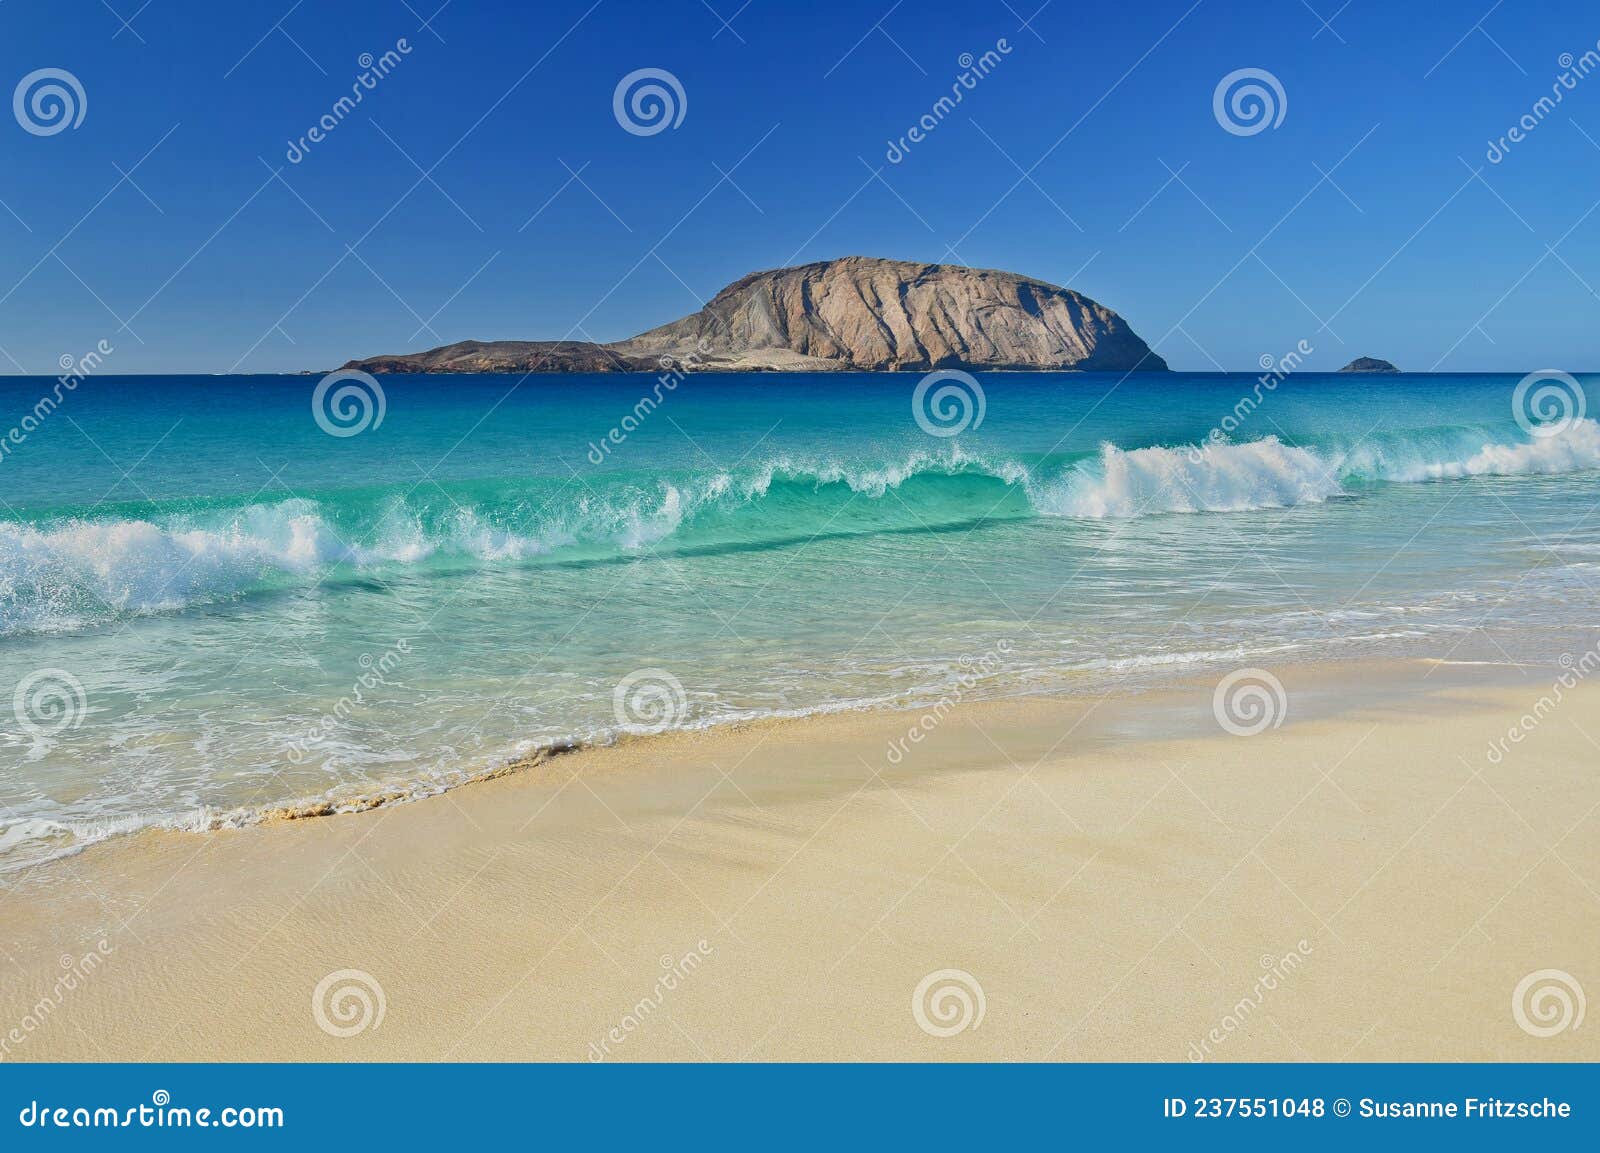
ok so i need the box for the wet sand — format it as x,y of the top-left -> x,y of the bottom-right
0,659 -> 1595,1061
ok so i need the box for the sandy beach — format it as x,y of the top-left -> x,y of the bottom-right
1,658 -> 1595,1062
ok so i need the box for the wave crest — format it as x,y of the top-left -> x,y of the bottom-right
4,424 -> 1599,634
1033,437 -> 1340,518
1034,419 -> 1600,519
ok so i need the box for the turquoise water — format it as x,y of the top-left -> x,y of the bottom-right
2,370 -> 1598,869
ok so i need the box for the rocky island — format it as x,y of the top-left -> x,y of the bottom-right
340,257 -> 1168,374
1339,357 -> 1399,373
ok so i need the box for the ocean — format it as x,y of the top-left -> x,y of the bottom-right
1,369 -> 1596,871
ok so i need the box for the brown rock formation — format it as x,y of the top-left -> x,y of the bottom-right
340,257 -> 1166,374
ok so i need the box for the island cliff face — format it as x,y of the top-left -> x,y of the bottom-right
340,257 -> 1167,374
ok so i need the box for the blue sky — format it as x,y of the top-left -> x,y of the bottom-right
2,0 -> 1600,373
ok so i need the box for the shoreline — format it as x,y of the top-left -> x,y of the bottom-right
2,647 -> 1548,880
1,656 -> 1596,1061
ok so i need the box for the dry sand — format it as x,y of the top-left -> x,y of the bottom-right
0,659 -> 1595,1061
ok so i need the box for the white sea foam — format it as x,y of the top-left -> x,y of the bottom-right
0,812 -> 168,872
4,426 -> 1599,634
1031,419 -> 1600,519
1350,416 -> 1600,481
1031,437 -> 1341,518
0,500 -> 356,632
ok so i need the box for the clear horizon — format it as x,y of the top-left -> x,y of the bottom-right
4,1 -> 1600,374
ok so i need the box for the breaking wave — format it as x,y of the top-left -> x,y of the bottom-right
4,422 -> 1598,636
1036,419 -> 1600,518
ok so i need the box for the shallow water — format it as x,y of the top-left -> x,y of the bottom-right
1,370 -> 1597,869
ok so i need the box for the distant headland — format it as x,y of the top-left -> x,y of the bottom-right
338,256 -> 1169,375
